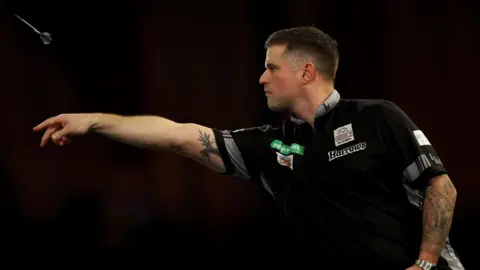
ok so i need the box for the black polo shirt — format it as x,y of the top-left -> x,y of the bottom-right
213,90 -> 463,269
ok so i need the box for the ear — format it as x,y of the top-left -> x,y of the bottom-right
301,62 -> 316,83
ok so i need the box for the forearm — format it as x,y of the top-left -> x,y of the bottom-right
419,174 -> 457,264
89,113 -> 182,150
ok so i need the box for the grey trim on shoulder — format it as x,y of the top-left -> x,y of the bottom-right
403,154 -> 432,183
401,154 -> 433,209
222,130 -> 250,180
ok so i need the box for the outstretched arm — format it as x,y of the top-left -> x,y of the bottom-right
33,113 -> 227,173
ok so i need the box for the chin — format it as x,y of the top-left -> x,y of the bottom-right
267,102 -> 289,112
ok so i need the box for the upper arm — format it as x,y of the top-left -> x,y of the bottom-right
174,123 -> 274,180
173,123 -> 227,173
211,125 -> 277,180
374,101 -> 448,189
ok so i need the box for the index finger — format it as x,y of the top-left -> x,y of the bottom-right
33,116 -> 58,131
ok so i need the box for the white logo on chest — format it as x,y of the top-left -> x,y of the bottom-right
328,142 -> 367,162
333,123 -> 355,147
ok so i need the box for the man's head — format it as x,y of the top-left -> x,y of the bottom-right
259,26 -> 339,112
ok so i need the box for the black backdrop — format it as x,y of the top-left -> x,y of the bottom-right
1,0 -> 478,267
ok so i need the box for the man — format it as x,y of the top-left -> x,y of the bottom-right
34,26 -> 464,269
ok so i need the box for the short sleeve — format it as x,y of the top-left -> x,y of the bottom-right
375,101 -> 448,189
212,125 -> 279,180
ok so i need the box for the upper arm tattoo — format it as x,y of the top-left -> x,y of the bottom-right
198,129 -> 221,163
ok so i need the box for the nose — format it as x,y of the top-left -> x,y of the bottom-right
259,70 -> 268,85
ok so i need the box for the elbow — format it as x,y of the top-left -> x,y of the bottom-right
451,185 -> 458,201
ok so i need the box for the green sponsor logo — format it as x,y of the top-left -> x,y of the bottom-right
270,140 -> 305,155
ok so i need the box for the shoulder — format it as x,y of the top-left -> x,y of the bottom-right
221,124 -> 283,142
338,98 -> 408,120
230,124 -> 282,134
338,98 -> 398,111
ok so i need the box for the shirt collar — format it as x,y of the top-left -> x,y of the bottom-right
290,89 -> 341,124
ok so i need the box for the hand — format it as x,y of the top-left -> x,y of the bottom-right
33,113 -> 96,147
405,265 -> 423,270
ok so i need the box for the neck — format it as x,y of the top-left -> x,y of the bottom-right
291,83 -> 334,127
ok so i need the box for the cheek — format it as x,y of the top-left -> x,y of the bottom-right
274,75 -> 298,96
272,74 -> 294,91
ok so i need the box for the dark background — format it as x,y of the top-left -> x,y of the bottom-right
1,0 -> 478,267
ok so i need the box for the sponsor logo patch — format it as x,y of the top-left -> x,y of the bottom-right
276,152 -> 294,170
333,123 -> 355,147
413,130 -> 431,146
270,140 -> 305,155
328,142 -> 367,162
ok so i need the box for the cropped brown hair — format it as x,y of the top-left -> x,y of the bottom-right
265,26 -> 339,80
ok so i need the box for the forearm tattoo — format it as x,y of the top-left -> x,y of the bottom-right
198,129 -> 221,163
421,177 -> 456,255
